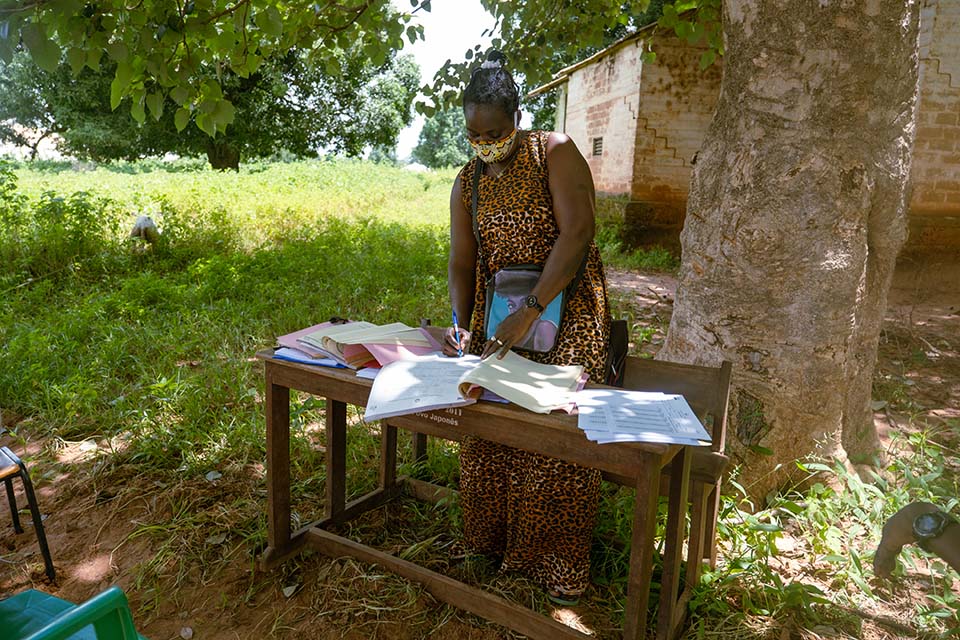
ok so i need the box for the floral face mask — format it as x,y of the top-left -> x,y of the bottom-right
469,118 -> 520,164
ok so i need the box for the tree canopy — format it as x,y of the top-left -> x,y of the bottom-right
0,0 -> 427,138
0,48 -> 420,167
0,1 -> 721,128
411,108 -> 471,168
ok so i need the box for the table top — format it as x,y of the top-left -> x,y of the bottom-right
256,349 -> 679,476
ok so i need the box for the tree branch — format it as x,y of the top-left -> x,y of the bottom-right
0,1 -> 47,17
202,0 -> 251,26
315,0 -> 373,36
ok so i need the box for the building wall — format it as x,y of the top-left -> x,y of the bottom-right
910,0 -> 960,252
562,39 -> 643,197
627,32 -> 720,249
559,0 -> 958,252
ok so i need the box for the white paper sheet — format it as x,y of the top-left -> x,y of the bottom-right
363,355 -> 480,422
574,389 -> 711,446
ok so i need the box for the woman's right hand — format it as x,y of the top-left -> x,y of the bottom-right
442,326 -> 471,357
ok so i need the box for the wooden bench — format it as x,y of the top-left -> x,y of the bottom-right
256,350 -> 731,640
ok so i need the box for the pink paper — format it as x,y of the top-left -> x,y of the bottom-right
277,321 -> 338,357
360,328 -> 443,367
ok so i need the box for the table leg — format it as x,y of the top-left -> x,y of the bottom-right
412,432 -> 428,468
380,422 -> 398,489
623,455 -> 661,640
264,373 -> 291,562
657,447 -> 691,640
325,398 -> 347,517
685,481 -> 707,596
704,484 -> 721,567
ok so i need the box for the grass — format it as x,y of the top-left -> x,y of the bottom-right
1,157 -> 957,639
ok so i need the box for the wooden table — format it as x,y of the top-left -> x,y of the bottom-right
256,349 -> 724,640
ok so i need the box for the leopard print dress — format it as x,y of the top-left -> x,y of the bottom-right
458,130 -> 611,597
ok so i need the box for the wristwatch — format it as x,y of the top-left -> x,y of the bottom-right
913,510 -> 956,551
524,294 -> 544,314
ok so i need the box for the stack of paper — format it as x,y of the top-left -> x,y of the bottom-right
272,347 -> 344,368
299,322 -> 440,369
575,389 -> 710,446
363,351 -> 586,422
274,321 -> 351,368
573,389 -> 711,446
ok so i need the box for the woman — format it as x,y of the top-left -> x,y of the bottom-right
442,50 -> 612,604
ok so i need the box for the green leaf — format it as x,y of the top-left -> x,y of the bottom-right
66,47 -> 86,74
110,76 -> 125,110
131,96 -> 146,124
115,61 -> 133,88
211,99 -> 236,130
201,79 -> 223,100
196,112 -> 216,137
170,85 -> 190,105
699,49 -> 717,70
85,48 -> 102,71
748,445 -> 774,456
174,107 -> 191,132
198,98 -> 217,114
21,23 -> 60,73
107,41 -> 129,62
146,92 -> 164,120
255,6 -> 283,37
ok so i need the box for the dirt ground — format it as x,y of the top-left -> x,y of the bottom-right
1,255 -> 958,640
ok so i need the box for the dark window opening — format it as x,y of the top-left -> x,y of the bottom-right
592,137 -> 603,156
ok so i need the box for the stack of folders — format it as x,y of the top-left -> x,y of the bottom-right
573,389 -> 712,446
274,321 -> 350,368
275,321 -> 442,370
299,322 -> 441,368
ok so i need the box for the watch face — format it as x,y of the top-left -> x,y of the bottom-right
914,512 -> 948,538
524,295 -> 538,308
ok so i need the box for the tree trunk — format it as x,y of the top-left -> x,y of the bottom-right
206,140 -> 240,171
659,0 -> 922,499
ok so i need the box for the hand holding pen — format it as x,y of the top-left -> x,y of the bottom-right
452,310 -> 463,358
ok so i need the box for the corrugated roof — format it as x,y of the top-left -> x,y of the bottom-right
526,22 -> 657,97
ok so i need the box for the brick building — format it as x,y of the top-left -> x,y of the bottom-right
532,0 -> 960,253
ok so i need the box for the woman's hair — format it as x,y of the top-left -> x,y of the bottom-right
463,50 -> 520,115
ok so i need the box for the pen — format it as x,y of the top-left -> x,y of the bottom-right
452,310 -> 463,358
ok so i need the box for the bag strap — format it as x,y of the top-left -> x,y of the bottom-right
471,160 -> 483,246
470,159 -> 589,297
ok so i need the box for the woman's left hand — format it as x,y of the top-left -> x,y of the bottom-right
481,308 -> 537,359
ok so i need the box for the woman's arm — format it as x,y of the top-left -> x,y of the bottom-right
448,175 -> 478,355
484,132 -> 596,358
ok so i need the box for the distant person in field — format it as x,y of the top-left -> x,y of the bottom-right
440,50 -> 611,605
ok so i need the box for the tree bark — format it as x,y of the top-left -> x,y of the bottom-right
206,140 -> 241,171
659,0 -> 921,499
